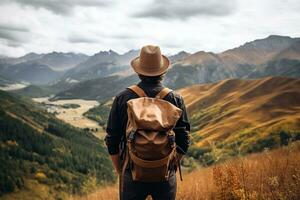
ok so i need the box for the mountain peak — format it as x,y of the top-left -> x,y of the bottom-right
177,51 -> 190,56
108,49 -> 118,55
25,52 -> 40,56
168,51 -> 191,63
193,50 -> 210,55
266,35 -> 292,39
95,50 -> 119,56
21,52 -> 43,60
239,35 -> 295,51
175,50 -> 219,66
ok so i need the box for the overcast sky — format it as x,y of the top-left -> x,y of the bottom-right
0,0 -> 299,57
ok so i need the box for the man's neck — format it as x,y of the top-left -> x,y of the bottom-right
138,80 -> 163,87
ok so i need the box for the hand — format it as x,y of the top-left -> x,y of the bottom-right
110,154 -> 121,175
114,168 -> 120,176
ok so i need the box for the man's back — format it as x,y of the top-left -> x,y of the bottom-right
105,80 -> 190,156
105,45 -> 190,200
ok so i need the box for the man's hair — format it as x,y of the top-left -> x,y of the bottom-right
138,73 -> 165,83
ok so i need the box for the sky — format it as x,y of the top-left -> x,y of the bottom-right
0,0 -> 299,57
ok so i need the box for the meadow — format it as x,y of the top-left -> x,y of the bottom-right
72,142 -> 300,200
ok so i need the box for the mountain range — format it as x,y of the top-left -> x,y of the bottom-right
0,61 -> 63,85
1,52 -> 88,71
0,52 -> 88,85
49,35 -> 300,101
164,35 -> 300,89
0,35 -> 299,100
60,49 -> 139,82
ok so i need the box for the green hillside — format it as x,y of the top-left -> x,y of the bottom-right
52,75 -> 139,101
83,100 -> 113,128
0,91 -> 115,199
179,77 -> 300,166
11,85 -> 55,98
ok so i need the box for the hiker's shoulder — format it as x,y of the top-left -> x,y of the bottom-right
114,87 -> 137,102
165,89 -> 185,105
165,88 -> 182,99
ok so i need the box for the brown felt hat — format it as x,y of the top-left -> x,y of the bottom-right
131,45 -> 170,76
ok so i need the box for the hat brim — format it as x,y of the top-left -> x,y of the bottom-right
130,55 -> 170,77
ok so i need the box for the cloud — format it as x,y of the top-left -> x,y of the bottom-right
133,0 -> 237,20
0,24 -> 29,32
111,34 -> 137,40
0,24 -> 30,47
0,0 -> 300,57
68,35 -> 99,44
68,32 -> 139,44
0,31 -> 22,41
2,0 -> 112,15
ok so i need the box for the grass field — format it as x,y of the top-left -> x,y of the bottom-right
72,142 -> 300,200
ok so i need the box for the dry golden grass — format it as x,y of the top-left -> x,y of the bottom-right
72,142 -> 300,200
177,143 -> 300,200
177,77 -> 300,148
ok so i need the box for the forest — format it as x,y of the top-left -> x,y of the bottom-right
0,91 -> 115,198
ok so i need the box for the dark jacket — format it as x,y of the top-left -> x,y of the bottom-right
105,80 -> 190,156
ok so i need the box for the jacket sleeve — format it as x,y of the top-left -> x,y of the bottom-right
173,95 -> 191,155
105,96 -> 122,155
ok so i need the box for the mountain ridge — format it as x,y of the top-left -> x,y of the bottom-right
164,35 -> 300,89
178,76 -> 300,153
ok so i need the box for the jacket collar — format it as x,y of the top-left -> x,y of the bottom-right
138,80 -> 163,88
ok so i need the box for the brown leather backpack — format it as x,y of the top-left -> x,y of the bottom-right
121,85 -> 183,182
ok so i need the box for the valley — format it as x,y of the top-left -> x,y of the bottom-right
32,98 -> 105,138
0,91 -> 115,199
0,35 -> 300,200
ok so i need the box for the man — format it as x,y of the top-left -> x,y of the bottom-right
105,45 -> 190,200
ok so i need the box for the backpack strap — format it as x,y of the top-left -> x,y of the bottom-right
127,85 -> 147,97
155,87 -> 172,99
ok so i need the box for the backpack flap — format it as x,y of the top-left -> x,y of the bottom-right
127,97 -> 182,131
